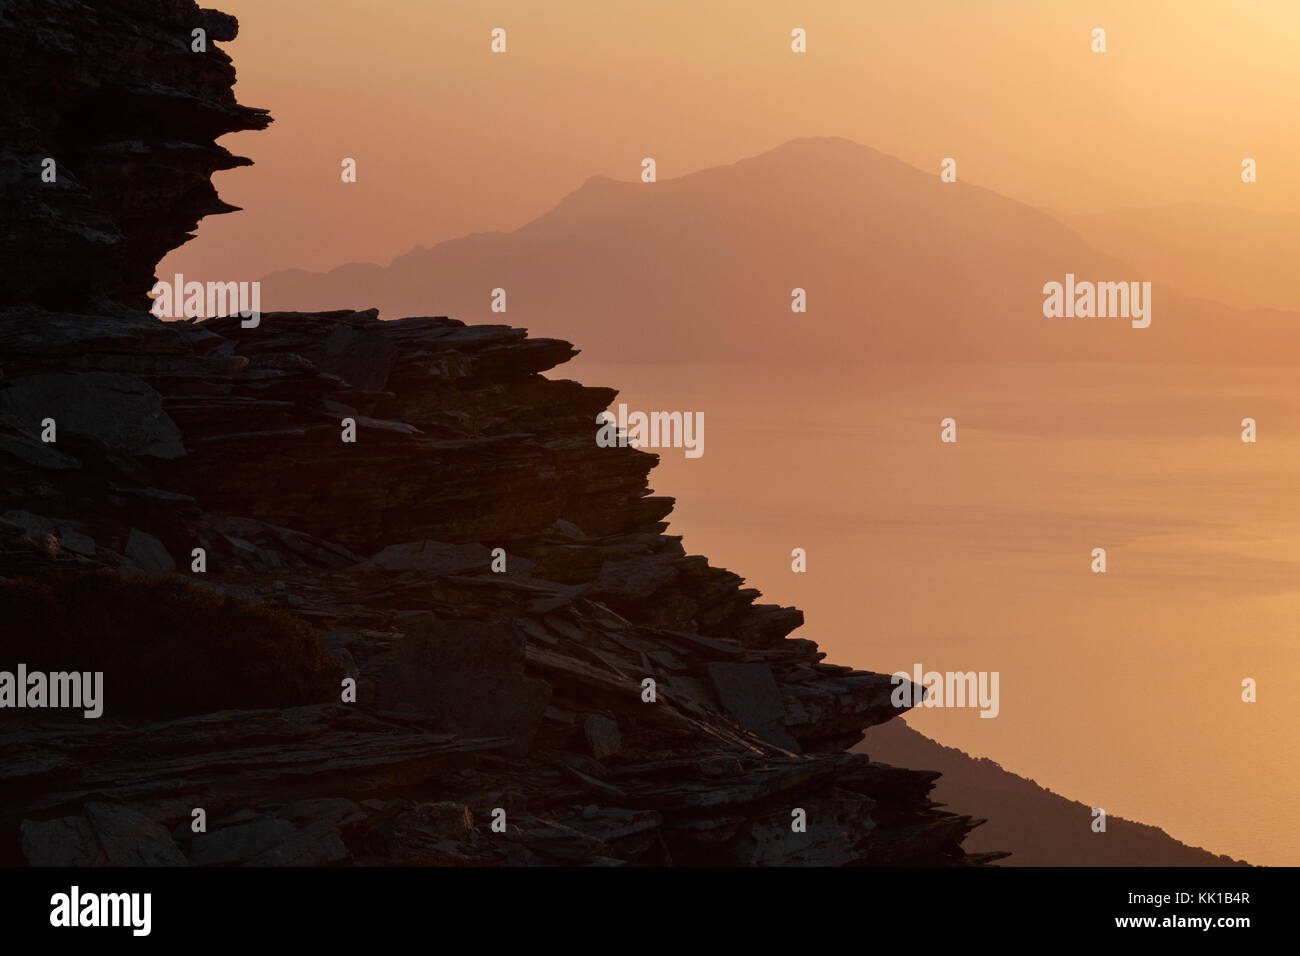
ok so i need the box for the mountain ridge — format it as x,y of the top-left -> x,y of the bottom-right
261,136 -> 1300,365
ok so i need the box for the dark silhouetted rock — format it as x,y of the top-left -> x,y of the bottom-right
0,0 -> 992,869
707,662 -> 802,753
373,619 -> 552,755
0,0 -> 270,310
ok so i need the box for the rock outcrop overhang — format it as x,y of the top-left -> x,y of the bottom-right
1,0 -> 269,309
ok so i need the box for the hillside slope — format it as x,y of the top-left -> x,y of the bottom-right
857,720 -> 1247,866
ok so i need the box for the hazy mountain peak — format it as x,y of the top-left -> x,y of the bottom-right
261,138 -> 1300,366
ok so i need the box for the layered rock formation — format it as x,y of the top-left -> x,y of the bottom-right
0,0 -> 269,309
0,0 -> 993,866
0,304 -> 995,865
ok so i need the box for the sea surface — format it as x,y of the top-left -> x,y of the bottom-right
569,358 -> 1300,865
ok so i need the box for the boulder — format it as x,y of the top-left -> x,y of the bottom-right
125,528 -> 176,572
0,372 -> 184,458
374,619 -> 551,755
706,662 -> 801,752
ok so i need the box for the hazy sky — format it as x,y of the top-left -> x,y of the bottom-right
164,0 -> 1300,282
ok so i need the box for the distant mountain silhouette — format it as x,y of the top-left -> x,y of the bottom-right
857,719 -> 1248,866
263,137 -> 1300,364
1063,202 -> 1300,314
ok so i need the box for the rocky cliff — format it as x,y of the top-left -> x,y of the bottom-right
0,0 -> 991,866
0,0 -> 269,310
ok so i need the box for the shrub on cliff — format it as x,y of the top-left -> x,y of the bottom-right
0,569 -> 342,718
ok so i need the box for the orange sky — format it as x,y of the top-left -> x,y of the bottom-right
164,0 -> 1300,282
